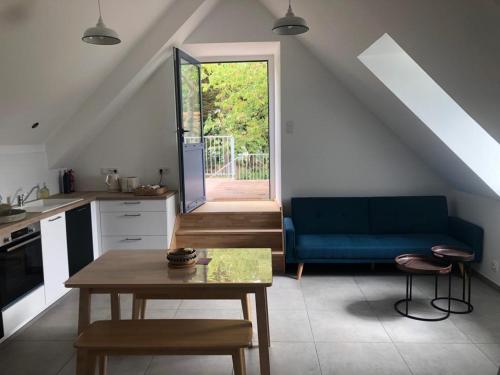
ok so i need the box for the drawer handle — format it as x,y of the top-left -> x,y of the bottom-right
123,201 -> 141,205
49,216 -> 62,222
124,237 -> 142,241
123,213 -> 142,217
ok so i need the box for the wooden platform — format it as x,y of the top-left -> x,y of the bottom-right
174,201 -> 285,272
206,178 -> 269,201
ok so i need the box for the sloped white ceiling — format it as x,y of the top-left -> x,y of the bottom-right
0,0 -> 174,145
260,0 -> 500,197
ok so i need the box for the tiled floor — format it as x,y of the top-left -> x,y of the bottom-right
1,272 -> 500,374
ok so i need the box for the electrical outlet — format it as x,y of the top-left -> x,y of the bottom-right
491,260 -> 499,272
101,168 -> 118,175
159,168 -> 170,175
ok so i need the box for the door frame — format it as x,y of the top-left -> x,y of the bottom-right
173,47 -> 206,213
197,55 -> 277,201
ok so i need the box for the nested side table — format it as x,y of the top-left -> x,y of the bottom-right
431,246 -> 475,314
395,254 -> 452,321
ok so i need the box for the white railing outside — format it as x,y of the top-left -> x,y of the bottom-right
235,153 -> 269,180
184,135 -> 269,180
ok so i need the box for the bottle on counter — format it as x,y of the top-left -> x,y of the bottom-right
68,170 -> 76,193
39,183 -> 50,199
62,170 -> 70,194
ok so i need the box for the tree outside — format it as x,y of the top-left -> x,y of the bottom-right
201,61 -> 269,155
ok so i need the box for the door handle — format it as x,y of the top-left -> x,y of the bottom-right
123,201 -> 141,205
124,237 -> 142,241
179,129 -> 190,134
123,213 -> 141,217
4,235 -> 41,252
49,216 -> 62,222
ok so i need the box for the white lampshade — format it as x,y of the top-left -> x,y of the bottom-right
82,0 -> 121,45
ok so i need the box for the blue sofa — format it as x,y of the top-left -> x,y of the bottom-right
284,196 -> 483,278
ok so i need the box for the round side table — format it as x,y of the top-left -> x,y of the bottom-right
395,254 -> 452,321
431,246 -> 474,314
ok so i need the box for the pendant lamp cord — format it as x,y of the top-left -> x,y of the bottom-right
97,0 -> 102,18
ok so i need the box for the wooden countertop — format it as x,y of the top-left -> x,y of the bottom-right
0,190 -> 176,237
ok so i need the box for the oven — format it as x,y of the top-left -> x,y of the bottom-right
0,225 -> 44,338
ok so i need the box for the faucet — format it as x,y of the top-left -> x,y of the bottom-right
17,184 -> 40,207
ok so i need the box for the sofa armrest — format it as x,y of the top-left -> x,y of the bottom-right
284,217 -> 296,263
448,216 -> 484,261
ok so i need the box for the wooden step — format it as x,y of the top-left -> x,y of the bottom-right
175,228 -> 283,249
181,201 -> 282,230
180,211 -> 281,230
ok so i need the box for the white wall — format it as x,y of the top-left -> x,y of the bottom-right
0,146 -> 59,205
449,190 -> 500,286
72,0 -> 448,210
71,58 -> 179,192
185,0 -> 449,209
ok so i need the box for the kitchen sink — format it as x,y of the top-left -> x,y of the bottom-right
22,198 -> 84,213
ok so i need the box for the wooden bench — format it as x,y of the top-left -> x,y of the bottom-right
75,319 -> 252,375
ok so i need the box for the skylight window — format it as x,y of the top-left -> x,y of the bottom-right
358,33 -> 500,196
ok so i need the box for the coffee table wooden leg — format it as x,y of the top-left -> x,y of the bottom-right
78,288 -> 91,334
110,292 -> 120,320
255,288 -> 271,375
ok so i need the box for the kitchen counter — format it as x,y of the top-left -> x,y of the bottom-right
0,190 -> 177,237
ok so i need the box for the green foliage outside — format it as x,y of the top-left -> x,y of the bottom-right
201,62 -> 269,154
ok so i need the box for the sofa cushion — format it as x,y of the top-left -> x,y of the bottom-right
295,233 -> 471,260
369,196 -> 448,234
291,198 -> 370,234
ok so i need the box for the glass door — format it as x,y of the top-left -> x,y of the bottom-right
174,48 -> 206,213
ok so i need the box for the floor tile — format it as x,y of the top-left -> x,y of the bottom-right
303,284 -> 366,309
316,342 -> 411,374
271,275 -> 303,289
477,344 -> 500,366
57,355 -> 152,375
451,313 -> 500,343
308,305 -> 391,342
396,343 -> 498,375
370,300 -> 469,343
267,309 -> 314,342
174,309 -> 243,319
245,342 -> 321,375
179,299 -> 241,310
145,355 -> 233,375
267,288 -> 306,310
13,304 -> 110,342
0,340 -> 74,375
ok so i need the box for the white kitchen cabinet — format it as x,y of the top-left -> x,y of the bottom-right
101,235 -> 169,250
100,195 -> 177,253
40,213 -> 70,305
100,212 -> 168,236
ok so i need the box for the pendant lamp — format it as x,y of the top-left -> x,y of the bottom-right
82,0 -> 121,45
272,0 -> 309,35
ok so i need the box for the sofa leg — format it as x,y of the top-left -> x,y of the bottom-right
297,263 -> 304,280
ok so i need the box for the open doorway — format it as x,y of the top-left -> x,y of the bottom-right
196,61 -> 270,201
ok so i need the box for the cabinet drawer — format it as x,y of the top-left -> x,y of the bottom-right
99,200 -> 167,212
101,236 -> 168,251
100,212 -> 167,236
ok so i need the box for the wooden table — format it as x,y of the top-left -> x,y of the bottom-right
65,248 -> 273,375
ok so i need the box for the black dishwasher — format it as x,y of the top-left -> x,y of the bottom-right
66,204 -> 94,276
